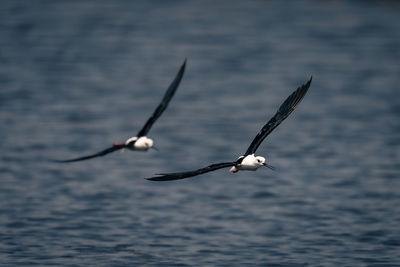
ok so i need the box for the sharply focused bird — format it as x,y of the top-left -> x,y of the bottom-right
146,77 -> 312,181
53,59 -> 186,163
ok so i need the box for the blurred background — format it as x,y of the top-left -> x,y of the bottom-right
1,0 -> 399,266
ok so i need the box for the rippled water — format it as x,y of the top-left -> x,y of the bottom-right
1,1 -> 400,266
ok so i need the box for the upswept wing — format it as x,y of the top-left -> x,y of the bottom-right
244,77 -> 312,156
146,161 -> 236,181
137,59 -> 187,137
52,143 -> 126,163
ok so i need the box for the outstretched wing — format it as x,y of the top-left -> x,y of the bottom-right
146,161 -> 236,181
244,77 -> 312,156
52,143 -> 126,163
137,59 -> 187,137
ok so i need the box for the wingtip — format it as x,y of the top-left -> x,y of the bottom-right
145,176 -> 165,182
49,157 -> 76,163
178,59 -> 187,73
145,173 -> 179,181
303,76 -> 312,89
49,159 -> 64,163
50,158 -> 79,163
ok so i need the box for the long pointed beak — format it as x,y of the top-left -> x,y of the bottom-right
151,146 -> 159,152
263,163 -> 275,170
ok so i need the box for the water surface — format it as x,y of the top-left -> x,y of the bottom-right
1,1 -> 400,266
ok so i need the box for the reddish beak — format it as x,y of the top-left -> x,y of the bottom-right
231,169 -> 239,173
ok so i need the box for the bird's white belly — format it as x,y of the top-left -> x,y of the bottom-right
236,164 -> 259,171
132,143 -> 149,151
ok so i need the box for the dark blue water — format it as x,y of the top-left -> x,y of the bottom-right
1,1 -> 400,266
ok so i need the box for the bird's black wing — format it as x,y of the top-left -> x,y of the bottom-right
137,59 -> 186,137
146,161 -> 237,181
52,143 -> 126,163
244,77 -> 312,156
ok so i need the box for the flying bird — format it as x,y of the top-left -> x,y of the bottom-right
146,77 -> 312,181
53,59 -> 186,163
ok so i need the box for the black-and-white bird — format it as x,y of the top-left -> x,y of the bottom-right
146,77 -> 312,181
53,59 -> 186,163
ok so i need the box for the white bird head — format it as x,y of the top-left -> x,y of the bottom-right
145,138 -> 154,148
254,156 -> 266,167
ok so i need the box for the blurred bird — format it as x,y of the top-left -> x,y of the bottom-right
147,77 -> 312,181
53,59 -> 186,163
